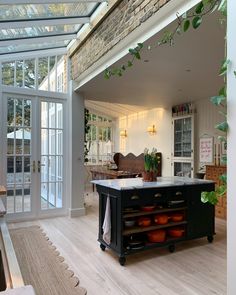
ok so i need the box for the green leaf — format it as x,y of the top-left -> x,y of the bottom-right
137,43 -> 143,49
216,185 -> 226,196
134,51 -> 141,60
218,136 -> 226,142
219,59 -> 230,76
192,16 -> 202,29
221,154 -> 227,165
183,20 -> 190,32
104,69 -> 111,80
210,95 -> 226,105
201,191 -> 218,205
215,121 -> 228,132
195,2 -> 204,14
219,85 -> 226,97
121,65 -> 126,71
218,0 -> 227,16
219,174 -> 227,184
127,61 -> 133,67
234,71 -> 236,77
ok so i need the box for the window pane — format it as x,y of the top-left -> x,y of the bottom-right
24,99 -> 31,127
16,60 -> 23,87
38,57 -> 48,90
2,62 -> 14,86
7,98 -> 15,126
24,59 -> 35,89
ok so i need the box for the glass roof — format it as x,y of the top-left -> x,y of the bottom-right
0,25 -> 82,40
0,40 -> 71,55
0,1 -> 102,56
0,3 -> 98,20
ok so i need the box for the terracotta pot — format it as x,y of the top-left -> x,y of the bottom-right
171,213 -> 184,222
138,217 -> 151,227
168,227 -> 185,238
141,205 -> 156,212
154,214 -> 169,225
147,230 -> 166,243
142,171 -> 157,182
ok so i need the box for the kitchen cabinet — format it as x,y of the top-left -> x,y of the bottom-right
93,177 -> 215,265
172,115 -> 194,177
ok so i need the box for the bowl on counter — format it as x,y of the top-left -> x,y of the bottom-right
147,229 -> 166,243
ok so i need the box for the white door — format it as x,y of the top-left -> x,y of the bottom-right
4,95 -> 65,220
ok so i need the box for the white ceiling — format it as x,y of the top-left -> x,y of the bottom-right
80,11 -> 225,111
85,100 -> 150,118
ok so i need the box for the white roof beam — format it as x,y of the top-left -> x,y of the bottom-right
0,17 -> 90,30
0,0 -> 106,3
0,47 -> 67,62
0,34 -> 76,47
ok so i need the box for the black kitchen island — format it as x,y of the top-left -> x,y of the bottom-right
92,177 -> 215,265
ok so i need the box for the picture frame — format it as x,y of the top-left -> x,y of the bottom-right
199,136 -> 214,163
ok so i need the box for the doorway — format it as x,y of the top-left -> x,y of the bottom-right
4,94 -> 65,220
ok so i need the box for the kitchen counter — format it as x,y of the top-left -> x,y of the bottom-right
95,176 -> 215,265
0,186 -> 6,196
92,176 -> 214,191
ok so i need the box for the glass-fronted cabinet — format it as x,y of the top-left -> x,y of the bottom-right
172,115 -> 194,178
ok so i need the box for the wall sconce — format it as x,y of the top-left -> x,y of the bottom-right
147,125 -> 156,135
120,130 -> 128,138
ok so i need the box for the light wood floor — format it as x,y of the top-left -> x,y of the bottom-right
9,192 -> 226,295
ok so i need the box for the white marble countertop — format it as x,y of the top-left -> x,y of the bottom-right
91,176 -> 214,190
0,286 -> 36,295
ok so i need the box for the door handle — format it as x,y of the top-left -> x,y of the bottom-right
37,160 -> 45,173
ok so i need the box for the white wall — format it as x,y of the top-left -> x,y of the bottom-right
227,0 -> 236,292
114,98 -> 223,177
195,97 -> 224,170
114,108 -> 172,176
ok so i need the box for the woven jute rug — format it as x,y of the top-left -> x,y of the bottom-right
10,226 -> 87,295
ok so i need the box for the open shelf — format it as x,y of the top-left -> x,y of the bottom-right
124,236 -> 186,255
123,206 -> 187,218
123,221 -> 187,236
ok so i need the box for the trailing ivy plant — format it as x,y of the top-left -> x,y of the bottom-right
104,0 -> 232,206
84,108 -> 91,163
104,0 -> 225,79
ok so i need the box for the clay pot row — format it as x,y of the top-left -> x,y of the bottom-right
147,227 -> 185,243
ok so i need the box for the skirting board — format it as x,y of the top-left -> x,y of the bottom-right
69,207 -> 86,218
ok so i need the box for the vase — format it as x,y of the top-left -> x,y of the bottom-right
142,171 -> 157,182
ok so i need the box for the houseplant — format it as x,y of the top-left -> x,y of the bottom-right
143,148 -> 160,182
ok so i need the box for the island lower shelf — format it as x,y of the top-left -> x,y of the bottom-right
95,177 -> 215,265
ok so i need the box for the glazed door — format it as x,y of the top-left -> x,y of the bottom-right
5,95 -> 36,218
4,95 -> 65,219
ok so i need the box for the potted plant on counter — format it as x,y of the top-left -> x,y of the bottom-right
143,148 -> 160,182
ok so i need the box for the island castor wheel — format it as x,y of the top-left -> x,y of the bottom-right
207,235 -> 214,243
119,256 -> 126,266
100,243 -> 106,251
168,244 -> 175,253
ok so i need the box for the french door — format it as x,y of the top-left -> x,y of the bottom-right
4,94 -> 65,219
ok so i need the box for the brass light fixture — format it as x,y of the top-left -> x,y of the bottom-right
120,130 -> 127,137
147,125 -> 156,135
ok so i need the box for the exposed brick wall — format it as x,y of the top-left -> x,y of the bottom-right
71,0 -> 170,80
